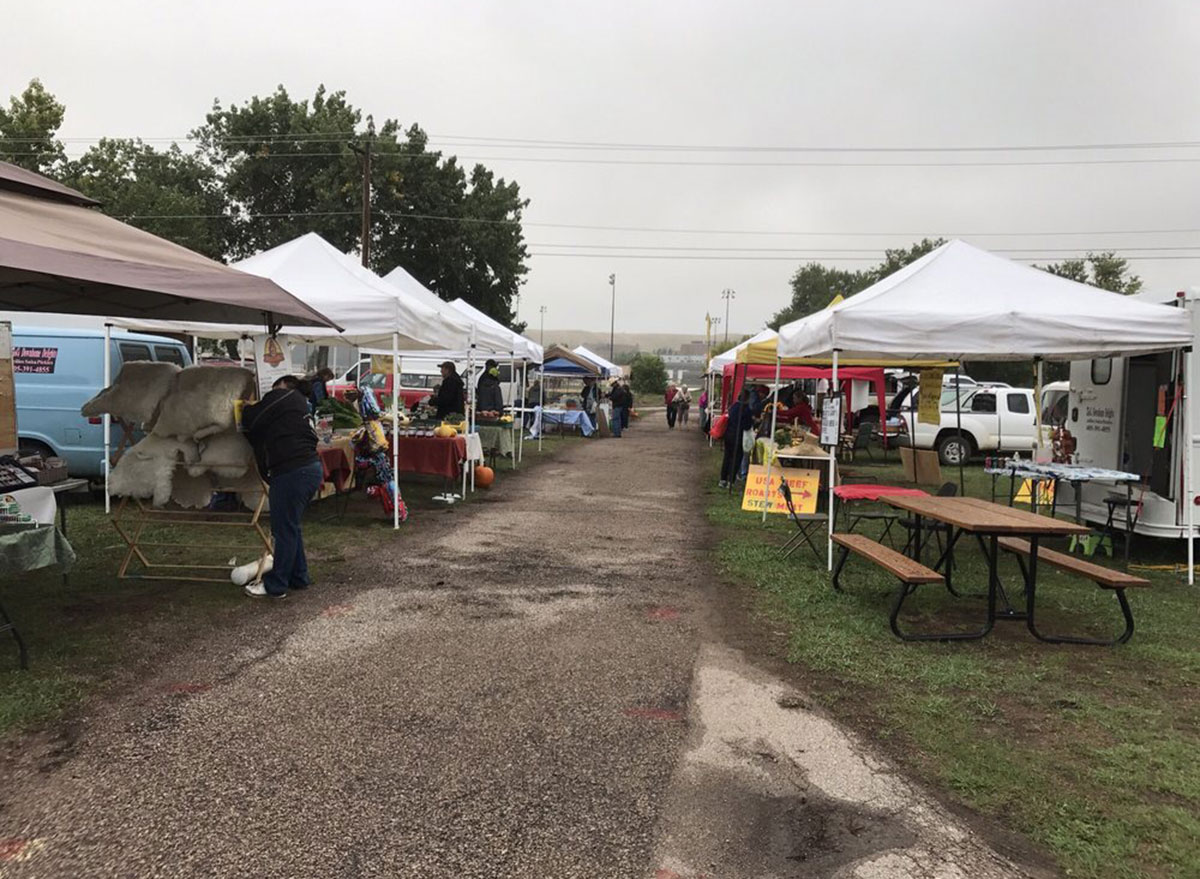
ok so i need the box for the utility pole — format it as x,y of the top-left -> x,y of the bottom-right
351,123 -> 375,267
721,288 -> 736,343
539,305 -> 547,346
608,274 -> 617,360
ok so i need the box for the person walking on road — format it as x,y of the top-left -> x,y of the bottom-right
676,385 -> 692,427
720,388 -> 755,489
665,383 -> 679,428
607,379 -> 629,438
698,386 -> 710,434
242,375 -> 323,598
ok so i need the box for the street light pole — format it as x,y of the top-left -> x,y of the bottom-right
721,288 -> 736,343
608,273 -> 616,361
539,305 -> 547,346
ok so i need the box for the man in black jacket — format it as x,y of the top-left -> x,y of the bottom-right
434,361 -> 465,419
607,379 -> 629,438
476,359 -> 505,413
242,375 -> 323,598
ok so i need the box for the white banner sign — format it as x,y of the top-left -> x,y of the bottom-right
820,395 -> 842,446
252,334 -> 291,396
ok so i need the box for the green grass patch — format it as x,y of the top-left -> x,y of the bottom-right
0,435 -> 578,738
705,450 -> 1200,878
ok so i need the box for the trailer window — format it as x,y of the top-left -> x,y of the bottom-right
1091,358 -> 1112,385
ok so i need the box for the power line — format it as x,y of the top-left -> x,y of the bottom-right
528,242 -> 1200,254
12,148 -> 1200,168
527,252 -> 1200,262
10,132 -> 1200,153
107,210 -> 1200,240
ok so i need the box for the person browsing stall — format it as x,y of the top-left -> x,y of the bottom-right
607,378 -> 630,438
241,375 -> 323,599
433,361 -> 465,419
476,358 -> 505,413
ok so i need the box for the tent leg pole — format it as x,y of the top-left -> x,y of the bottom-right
1187,349 -> 1194,585
762,356 -> 781,523
828,350 -> 839,571
538,369 -> 544,452
956,365 -> 964,497
392,333 -> 400,530
510,353 -> 517,469
103,322 -> 112,515
1035,358 -> 1044,459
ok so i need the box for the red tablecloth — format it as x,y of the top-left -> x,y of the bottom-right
834,484 -> 928,502
318,445 -> 353,491
389,435 -> 467,479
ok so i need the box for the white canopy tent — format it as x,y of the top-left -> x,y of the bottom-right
708,328 -> 777,374
109,233 -> 477,530
572,345 -> 623,378
773,240 -> 1195,577
381,266 -> 514,355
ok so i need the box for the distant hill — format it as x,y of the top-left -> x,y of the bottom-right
539,329 -> 747,358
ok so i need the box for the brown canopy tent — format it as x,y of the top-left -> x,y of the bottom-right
0,162 -> 337,328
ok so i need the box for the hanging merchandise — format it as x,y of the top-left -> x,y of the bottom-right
917,367 -> 945,426
353,389 -> 407,522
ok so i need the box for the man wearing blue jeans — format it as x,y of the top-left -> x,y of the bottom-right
242,375 -> 323,598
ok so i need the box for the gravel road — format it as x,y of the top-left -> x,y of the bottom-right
0,418 -> 1047,878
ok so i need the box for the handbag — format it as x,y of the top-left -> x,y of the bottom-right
741,428 -> 756,454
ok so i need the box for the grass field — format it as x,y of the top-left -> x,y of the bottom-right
706,450 -> 1200,879
0,435 -> 577,738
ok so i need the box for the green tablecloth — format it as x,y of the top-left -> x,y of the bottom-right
0,525 -> 76,574
475,424 -> 515,457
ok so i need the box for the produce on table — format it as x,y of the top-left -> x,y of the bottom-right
433,424 -> 457,438
316,397 -> 363,429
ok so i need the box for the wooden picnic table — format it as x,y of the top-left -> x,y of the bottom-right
879,494 -> 1089,640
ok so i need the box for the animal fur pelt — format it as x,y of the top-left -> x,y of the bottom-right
187,431 -> 255,480
108,435 -> 200,507
171,470 -> 216,509
152,366 -> 255,441
80,361 -> 180,428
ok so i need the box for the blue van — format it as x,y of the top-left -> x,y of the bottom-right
13,327 -> 192,479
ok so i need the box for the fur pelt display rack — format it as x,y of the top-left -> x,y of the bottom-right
82,363 -> 274,583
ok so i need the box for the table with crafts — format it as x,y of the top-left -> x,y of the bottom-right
985,459 -> 1141,563
389,434 -> 469,479
871,494 -> 1088,641
0,487 -> 79,669
528,406 -> 595,438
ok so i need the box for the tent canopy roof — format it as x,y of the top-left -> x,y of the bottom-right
0,163 -> 337,327
778,240 -> 1193,362
448,298 -> 543,362
708,328 -> 776,373
737,334 -> 955,367
572,345 -> 623,377
540,345 -> 600,375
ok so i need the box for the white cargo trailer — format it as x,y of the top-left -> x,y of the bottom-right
1066,290 -> 1196,539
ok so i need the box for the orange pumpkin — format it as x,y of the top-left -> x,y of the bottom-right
474,465 -> 495,488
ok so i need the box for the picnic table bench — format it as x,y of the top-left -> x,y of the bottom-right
831,533 -> 949,641
998,537 -> 1149,645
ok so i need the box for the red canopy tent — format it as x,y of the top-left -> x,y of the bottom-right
722,362 -> 886,436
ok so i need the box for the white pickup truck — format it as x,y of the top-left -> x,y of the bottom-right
892,386 -> 1038,465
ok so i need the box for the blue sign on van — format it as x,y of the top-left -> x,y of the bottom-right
13,347 -> 58,374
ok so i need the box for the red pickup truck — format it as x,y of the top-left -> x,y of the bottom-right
327,360 -> 435,410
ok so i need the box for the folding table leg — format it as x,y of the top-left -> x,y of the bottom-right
0,596 -> 29,670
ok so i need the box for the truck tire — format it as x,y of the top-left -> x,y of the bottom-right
937,433 -> 973,466
17,438 -> 55,460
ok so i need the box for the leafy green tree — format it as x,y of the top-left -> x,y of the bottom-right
1039,252 -> 1142,295
63,139 -> 228,259
0,79 -> 65,173
629,353 -> 668,396
194,85 -> 529,324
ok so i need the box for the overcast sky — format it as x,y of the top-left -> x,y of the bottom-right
7,0 -> 1200,339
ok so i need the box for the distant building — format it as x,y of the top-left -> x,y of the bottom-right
679,340 -> 709,356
